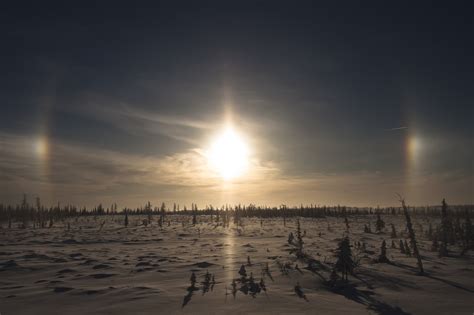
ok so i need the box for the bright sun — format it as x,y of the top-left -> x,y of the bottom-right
208,127 -> 249,180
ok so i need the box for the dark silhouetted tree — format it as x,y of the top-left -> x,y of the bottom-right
239,264 -> 247,277
364,224 -> 371,233
461,210 -> 473,255
439,199 -> 449,257
378,240 -> 390,263
288,232 -> 294,244
192,210 -> 197,225
295,219 -> 304,257
404,240 -> 411,256
427,222 -> 433,240
391,224 -> 397,238
399,196 -> 424,274
329,268 -> 338,287
399,239 -> 406,254
334,236 -> 355,281
376,214 -> 385,232
431,234 -> 439,252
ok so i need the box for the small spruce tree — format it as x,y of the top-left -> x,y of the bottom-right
376,214 -> 385,232
427,222 -> 433,240
192,210 -> 197,225
431,234 -> 439,252
399,239 -> 406,254
439,199 -> 449,257
399,196 -> 424,274
239,264 -> 247,277
288,232 -> 294,244
378,240 -> 390,263
329,268 -> 339,287
190,272 -> 196,288
295,219 -> 304,256
463,210 -> 473,253
404,240 -> 411,256
334,236 -> 355,281
391,224 -> 397,238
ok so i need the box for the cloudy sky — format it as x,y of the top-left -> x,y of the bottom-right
1,2 -> 472,208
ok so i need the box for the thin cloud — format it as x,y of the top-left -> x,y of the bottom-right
58,95 -> 214,145
122,106 -> 212,130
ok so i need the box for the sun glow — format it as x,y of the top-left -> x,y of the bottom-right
34,136 -> 49,158
207,127 -> 249,180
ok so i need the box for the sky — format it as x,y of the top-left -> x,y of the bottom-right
1,2 -> 473,208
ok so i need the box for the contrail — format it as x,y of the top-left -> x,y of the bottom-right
386,126 -> 408,131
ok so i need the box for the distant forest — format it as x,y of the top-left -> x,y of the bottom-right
1,194 -> 472,225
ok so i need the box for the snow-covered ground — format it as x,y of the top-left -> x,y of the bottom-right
1,215 -> 473,314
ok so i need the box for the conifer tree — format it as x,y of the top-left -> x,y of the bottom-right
464,210 -> 474,247
334,236 -> 355,281
190,272 -> 196,288
439,199 -> 449,257
376,214 -> 385,232
259,277 -> 266,292
404,240 -> 411,256
160,202 -> 166,227
431,234 -> 439,252
399,196 -> 424,274
461,210 -> 473,255
465,211 -> 473,244
239,264 -> 247,277
427,222 -> 433,240
288,232 -> 294,244
454,216 -> 462,243
295,219 -> 304,256
378,240 -> 390,263
329,268 -> 338,287
399,239 -> 406,254
158,215 -> 163,228
391,224 -> 397,238
192,210 -> 197,225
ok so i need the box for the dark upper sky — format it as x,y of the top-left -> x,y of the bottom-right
1,2 -> 473,207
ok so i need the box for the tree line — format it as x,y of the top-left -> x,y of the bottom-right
0,194 -> 472,229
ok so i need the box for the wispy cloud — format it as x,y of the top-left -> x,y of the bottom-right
121,106 -> 212,130
59,94 -> 216,145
